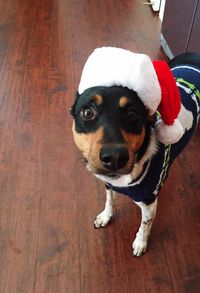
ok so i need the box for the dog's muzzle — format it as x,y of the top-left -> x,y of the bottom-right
99,145 -> 129,171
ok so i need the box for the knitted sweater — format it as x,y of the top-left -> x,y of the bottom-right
107,65 -> 200,202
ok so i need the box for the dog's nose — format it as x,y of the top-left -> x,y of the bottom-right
99,146 -> 129,171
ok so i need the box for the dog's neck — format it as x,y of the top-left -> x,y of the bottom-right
95,128 -> 158,187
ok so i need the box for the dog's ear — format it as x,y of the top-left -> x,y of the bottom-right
69,91 -> 80,116
69,105 -> 74,116
147,112 -> 157,127
75,91 -> 80,98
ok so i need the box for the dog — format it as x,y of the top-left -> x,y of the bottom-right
70,48 -> 200,256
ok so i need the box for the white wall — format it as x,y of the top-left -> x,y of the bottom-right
159,0 -> 166,21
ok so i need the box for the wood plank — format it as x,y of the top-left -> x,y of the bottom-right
69,0 -> 165,88
33,89 -> 81,293
73,175 -> 131,293
2,0 -> 35,69
174,275 -> 200,293
0,1 -> 51,292
115,202 -> 175,293
0,95 -> 46,293
33,1 -> 81,292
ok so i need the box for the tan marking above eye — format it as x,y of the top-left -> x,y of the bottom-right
92,94 -> 103,106
119,96 -> 129,108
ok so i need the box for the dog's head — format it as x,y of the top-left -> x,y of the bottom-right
70,86 -> 152,178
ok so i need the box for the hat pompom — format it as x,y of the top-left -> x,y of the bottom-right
155,119 -> 184,145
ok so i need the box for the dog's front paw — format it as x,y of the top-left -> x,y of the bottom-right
94,211 -> 112,228
132,237 -> 147,257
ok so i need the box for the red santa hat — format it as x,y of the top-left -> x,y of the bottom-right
78,47 -> 184,144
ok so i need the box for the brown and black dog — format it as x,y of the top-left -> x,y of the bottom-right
70,52 -> 200,256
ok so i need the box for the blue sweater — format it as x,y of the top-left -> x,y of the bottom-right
107,65 -> 200,202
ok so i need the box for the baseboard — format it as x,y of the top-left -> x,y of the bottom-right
149,0 -> 161,11
160,34 -> 174,59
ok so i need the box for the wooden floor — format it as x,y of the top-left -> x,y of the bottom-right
0,0 -> 200,292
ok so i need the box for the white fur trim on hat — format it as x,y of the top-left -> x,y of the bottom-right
78,47 -> 161,114
155,119 -> 184,145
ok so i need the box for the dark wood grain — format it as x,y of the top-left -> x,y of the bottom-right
0,1 -> 199,293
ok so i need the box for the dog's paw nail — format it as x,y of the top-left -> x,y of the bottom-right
94,211 -> 112,228
132,238 -> 147,257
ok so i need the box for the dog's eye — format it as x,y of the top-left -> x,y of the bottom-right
81,107 -> 96,120
127,108 -> 139,120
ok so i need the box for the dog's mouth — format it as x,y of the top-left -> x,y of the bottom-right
87,158 -> 135,179
99,172 -> 121,179
106,173 -> 120,178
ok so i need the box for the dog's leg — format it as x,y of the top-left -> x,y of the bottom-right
132,198 -> 157,256
94,186 -> 115,228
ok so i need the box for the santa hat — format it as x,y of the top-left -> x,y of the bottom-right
78,47 -> 184,144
